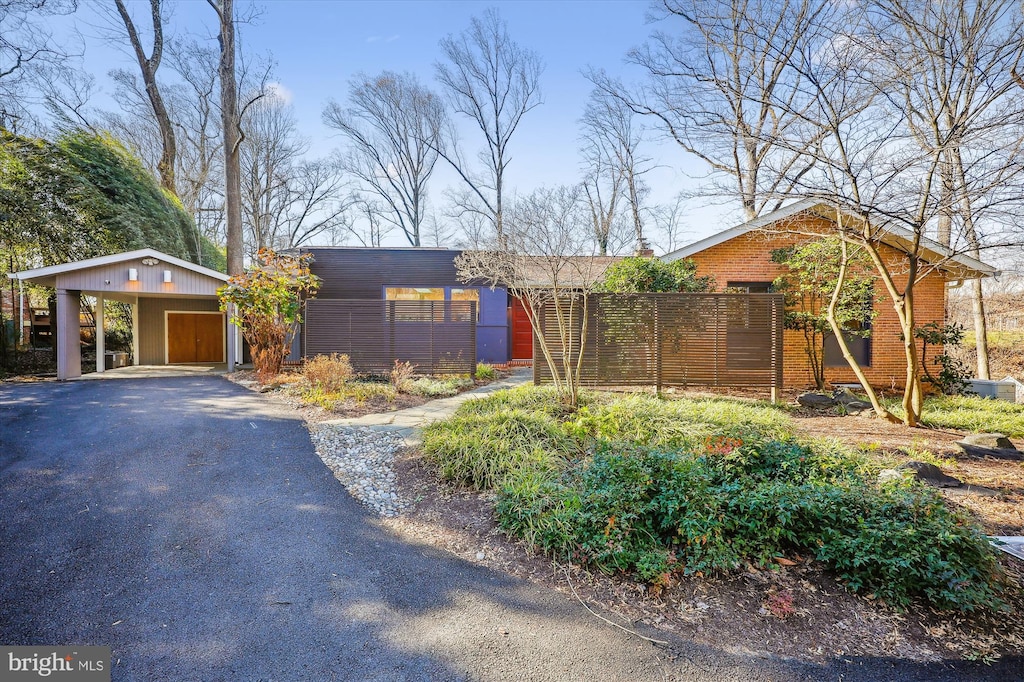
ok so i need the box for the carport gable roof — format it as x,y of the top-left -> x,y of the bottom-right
8,248 -> 229,289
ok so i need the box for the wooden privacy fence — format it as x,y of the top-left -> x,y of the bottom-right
533,293 -> 784,396
304,299 -> 476,375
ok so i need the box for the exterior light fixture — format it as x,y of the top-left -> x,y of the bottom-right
128,268 -> 138,281
141,257 -> 159,266
163,270 -> 172,283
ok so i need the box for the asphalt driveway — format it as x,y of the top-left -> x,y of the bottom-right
0,377 -> 1019,681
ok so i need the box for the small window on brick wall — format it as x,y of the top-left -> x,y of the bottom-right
824,313 -> 872,367
726,281 -> 773,293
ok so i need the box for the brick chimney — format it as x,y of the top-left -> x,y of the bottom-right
634,237 -> 654,258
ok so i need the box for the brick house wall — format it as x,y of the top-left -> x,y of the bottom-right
684,216 -> 947,390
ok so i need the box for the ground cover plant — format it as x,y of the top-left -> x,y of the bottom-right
422,386 -> 1013,613
287,355 -> 496,412
881,394 -> 1024,438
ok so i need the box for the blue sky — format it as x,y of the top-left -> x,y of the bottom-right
64,0 -> 736,247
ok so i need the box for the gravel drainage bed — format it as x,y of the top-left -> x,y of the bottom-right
309,424 -> 408,517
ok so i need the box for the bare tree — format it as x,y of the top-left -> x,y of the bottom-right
435,8 -> 543,244
239,91 -> 302,255
874,0 -> 1024,380
579,87 -> 651,254
207,0 -> 244,274
594,0 -> 838,221
112,0 -> 176,195
344,199 -> 393,248
455,185 -> 602,406
764,5 -> 1020,426
167,38 -> 224,247
281,159 -> 354,249
647,192 -> 689,254
323,71 -> 445,246
0,0 -> 78,132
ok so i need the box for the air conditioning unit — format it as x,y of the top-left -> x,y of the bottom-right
968,379 -> 1016,402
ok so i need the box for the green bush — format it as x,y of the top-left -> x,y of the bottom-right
495,440 -> 1004,612
566,394 -> 793,450
405,376 -> 474,397
422,409 -> 580,489
455,384 -> 588,419
424,386 -> 1007,612
475,363 -> 498,380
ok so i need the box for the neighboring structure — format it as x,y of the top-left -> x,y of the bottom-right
662,200 -> 998,390
0,288 -> 32,348
8,249 -> 234,380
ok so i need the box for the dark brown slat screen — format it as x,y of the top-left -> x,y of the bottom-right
533,293 -> 783,392
304,299 -> 476,374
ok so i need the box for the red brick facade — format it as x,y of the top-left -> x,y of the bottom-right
685,217 -> 947,390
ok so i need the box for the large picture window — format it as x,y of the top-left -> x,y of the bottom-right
384,286 -> 479,322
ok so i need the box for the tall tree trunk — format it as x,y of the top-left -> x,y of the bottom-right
972,277 -> 990,379
826,240 -> 898,422
115,0 -> 177,196
210,0 -> 243,275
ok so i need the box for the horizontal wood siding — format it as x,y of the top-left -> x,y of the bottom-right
534,293 -> 784,393
56,259 -> 223,297
307,248 -> 467,298
305,247 -> 508,364
138,297 -> 221,365
304,299 -> 476,374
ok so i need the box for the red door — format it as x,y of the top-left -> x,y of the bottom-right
510,297 -> 534,360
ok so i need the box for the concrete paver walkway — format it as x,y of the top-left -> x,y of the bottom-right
322,367 -> 533,445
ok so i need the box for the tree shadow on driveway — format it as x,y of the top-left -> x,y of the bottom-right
0,377 -> 1019,681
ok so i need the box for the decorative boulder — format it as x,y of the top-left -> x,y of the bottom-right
954,442 -> 1024,461
797,392 -> 836,408
960,433 -> 1016,450
842,401 -> 874,416
898,461 -> 962,488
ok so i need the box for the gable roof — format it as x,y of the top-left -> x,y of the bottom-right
662,199 -> 999,279
8,248 -> 229,287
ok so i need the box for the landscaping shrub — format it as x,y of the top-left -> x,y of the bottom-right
302,353 -> 354,392
475,363 -> 498,381
495,440 -> 1005,612
424,386 -> 1007,612
455,384 -> 588,419
912,395 -> 1024,438
390,359 -> 416,391
567,394 -> 793,450
422,409 -> 580,489
293,378 -> 396,408
405,376 -> 474,398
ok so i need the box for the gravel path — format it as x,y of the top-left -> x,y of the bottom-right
308,369 -> 532,517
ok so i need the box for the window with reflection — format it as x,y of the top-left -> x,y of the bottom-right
450,288 -> 480,322
385,287 -> 444,321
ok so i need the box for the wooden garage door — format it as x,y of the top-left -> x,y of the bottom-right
167,313 -> 224,364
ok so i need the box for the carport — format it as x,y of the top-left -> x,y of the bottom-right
8,249 -> 239,380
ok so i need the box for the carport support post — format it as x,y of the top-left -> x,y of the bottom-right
226,303 -> 237,373
95,293 -> 105,374
131,298 -> 139,366
56,289 -> 82,380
